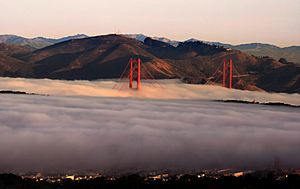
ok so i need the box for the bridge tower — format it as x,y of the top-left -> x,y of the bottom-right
223,59 -> 227,87
129,58 -> 141,90
223,58 -> 233,89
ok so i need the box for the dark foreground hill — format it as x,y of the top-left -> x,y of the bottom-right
0,34 -> 299,93
0,173 -> 300,189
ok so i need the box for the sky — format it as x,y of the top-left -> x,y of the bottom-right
0,0 -> 299,46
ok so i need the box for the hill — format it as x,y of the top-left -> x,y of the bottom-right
0,43 -> 33,76
0,34 -> 299,93
0,34 -> 88,49
230,43 -> 300,64
2,33 -> 299,64
127,35 -> 300,64
21,35 -> 177,79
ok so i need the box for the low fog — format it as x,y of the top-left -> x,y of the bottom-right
0,77 -> 299,105
0,94 -> 299,173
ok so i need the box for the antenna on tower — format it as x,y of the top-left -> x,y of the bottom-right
114,28 -> 120,35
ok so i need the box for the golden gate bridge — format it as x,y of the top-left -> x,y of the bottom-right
113,57 -> 245,91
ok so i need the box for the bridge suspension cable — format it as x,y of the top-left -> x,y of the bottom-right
113,57 -> 164,91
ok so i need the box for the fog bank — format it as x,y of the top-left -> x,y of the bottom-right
0,77 -> 299,105
0,94 -> 299,173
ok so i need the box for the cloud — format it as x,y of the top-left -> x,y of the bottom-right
0,93 -> 299,173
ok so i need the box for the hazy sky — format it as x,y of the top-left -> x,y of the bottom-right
0,0 -> 299,46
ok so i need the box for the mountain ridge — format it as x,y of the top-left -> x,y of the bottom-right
0,34 -> 88,49
125,34 -> 300,64
1,33 -> 299,63
0,34 -> 299,93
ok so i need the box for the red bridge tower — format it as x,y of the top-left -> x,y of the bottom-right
223,58 -> 233,89
129,58 -> 141,90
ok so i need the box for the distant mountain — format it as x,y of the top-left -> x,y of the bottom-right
0,34 -> 88,49
124,34 -> 148,43
0,35 -> 52,49
55,34 -> 89,43
0,34 -> 299,93
152,37 -> 180,47
127,35 -> 300,64
2,33 -> 299,64
182,40 -> 300,64
231,44 -> 300,64
191,40 -> 300,64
